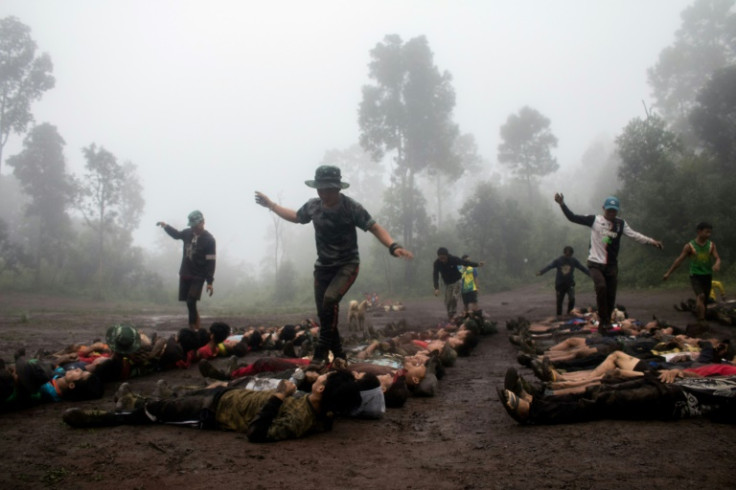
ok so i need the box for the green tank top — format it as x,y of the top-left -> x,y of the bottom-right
689,239 -> 713,276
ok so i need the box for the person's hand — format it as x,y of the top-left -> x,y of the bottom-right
434,289 -> 440,297
156,221 -> 166,228
554,193 -> 564,205
394,247 -> 414,260
658,369 -> 680,384
713,263 -> 721,273
206,284 -> 214,297
255,191 -> 274,210
651,240 -> 664,250
478,261 -> 486,267
536,271 -> 541,276
662,272 -> 670,281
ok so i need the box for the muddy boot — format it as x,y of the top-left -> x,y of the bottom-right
114,382 -> 146,413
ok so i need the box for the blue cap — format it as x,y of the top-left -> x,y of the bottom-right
603,196 -> 620,211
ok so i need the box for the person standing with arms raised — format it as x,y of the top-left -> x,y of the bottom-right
554,193 -> 663,334
156,210 -> 216,330
255,165 -> 413,368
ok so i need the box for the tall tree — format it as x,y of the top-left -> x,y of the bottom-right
320,144 -> 384,204
689,65 -> 736,169
497,106 -> 559,196
359,34 -> 461,258
647,0 -> 736,138
0,16 -> 55,172
615,115 -> 682,243
77,144 -> 142,291
6,123 -> 74,286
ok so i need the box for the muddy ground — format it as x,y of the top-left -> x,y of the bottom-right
1,284 -> 735,490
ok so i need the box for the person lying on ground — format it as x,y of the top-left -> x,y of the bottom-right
1,354 -> 104,411
499,365 -> 736,425
195,322 -> 231,360
523,342 -> 735,396
63,369 -> 361,442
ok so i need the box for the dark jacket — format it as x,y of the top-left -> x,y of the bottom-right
433,255 -> 480,289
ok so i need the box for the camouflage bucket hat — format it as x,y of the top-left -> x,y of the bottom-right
305,165 -> 350,190
187,210 -> 204,227
106,324 -> 142,355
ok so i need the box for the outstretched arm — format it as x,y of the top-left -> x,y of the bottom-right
368,223 -> 413,259
554,193 -> 594,227
663,243 -> 691,280
573,258 -> 590,277
255,191 -> 299,223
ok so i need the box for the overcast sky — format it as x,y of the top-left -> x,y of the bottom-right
1,0 -> 692,263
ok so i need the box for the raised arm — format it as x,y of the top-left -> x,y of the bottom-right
554,193 -> 594,227
255,191 -> 299,223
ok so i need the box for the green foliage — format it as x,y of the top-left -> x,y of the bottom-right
0,16 -> 55,170
7,123 -> 75,286
76,144 -> 144,292
689,65 -> 736,168
647,0 -> 736,138
359,34 -> 462,260
498,106 -> 559,190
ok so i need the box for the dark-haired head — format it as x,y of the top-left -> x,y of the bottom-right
247,331 -> 263,351
320,370 -> 361,416
158,336 -> 185,366
696,222 -> 713,231
63,373 -> 104,401
455,331 -> 479,357
177,328 -> 199,353
209,322 -> 231,344
384,376 -> 409,408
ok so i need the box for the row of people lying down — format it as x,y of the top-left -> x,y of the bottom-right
1,306 -> 495,412
509,315 -> 734,375
0,318 -> 328,411
60,313 -> 494,442
498,315 -> 736,425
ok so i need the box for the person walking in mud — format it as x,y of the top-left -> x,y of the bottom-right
554,193 -> 663,333
537,246 -> 590,317
156,210 -> 216,330
433,248 -> 484,320
255,165 -> 413,368
663,222 -> 721,325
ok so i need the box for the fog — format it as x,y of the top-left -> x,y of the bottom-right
1,0 -> 691,268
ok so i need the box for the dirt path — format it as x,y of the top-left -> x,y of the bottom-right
0,284 -> 734,489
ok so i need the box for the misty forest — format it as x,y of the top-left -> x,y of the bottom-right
1,0 -> 735,313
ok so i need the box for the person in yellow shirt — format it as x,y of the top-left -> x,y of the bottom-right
709,280 -> 725,304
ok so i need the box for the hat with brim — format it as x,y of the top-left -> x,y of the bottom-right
187,210 -> 204,227
603,196 -> 620,211
106,324 -> 142,355
305,165 -> 349,190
